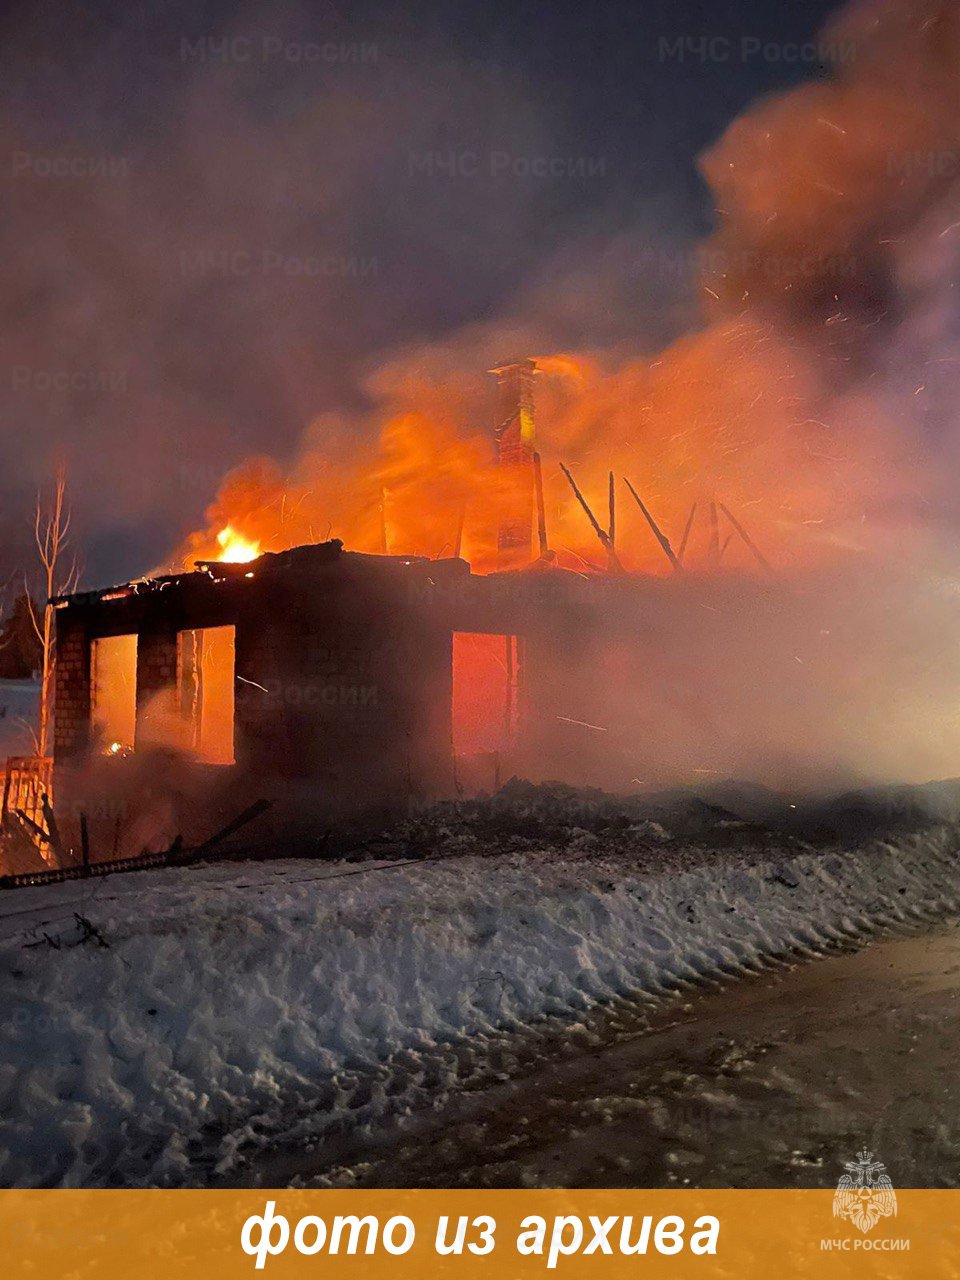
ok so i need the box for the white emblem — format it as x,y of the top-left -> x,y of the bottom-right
833,1149 -> 898,1233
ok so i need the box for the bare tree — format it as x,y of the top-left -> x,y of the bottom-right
26,467 -> 79,758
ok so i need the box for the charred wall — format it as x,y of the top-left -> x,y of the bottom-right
51,545 -> 467,854
52,539 -> 747,856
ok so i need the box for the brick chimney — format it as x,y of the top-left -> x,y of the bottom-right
490,358 -> 537,567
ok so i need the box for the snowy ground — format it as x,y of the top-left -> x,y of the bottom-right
2,783 -> 960,1187
285,923 -> 960,1189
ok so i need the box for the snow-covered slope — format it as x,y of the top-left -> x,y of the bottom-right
1,824 -> 959,1187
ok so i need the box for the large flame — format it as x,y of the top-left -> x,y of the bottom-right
130,0 -> 960,797
173,329 -> 901,581
215,525 -> 261,563
173,0 -> 952,581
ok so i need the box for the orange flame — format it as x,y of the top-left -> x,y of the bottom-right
167,2 -> 956,584
215,525 -> 261,563
172,332 -> 904,582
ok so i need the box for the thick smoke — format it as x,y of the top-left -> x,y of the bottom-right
699,0 -> 960,534
180,0 -> 960,577
1,0 -> 607,583
13,0 -> 960,792
172,0 -> 960,791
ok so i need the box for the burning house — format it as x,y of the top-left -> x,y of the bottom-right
50,536 -> 780,855
43,358 -> 786,861
51,542 -> 468,853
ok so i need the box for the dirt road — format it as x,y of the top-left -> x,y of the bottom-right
270,922 -> 960,1189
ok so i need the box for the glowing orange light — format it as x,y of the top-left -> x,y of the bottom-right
216,525 -> 261,563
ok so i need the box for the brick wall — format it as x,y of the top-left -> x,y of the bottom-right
52,612 -> 90,758
50,550 -> 467,835
135,627 -> 179,747
137,627 -> 178,704
231,581 -> 454,813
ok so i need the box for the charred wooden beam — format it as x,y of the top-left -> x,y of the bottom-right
719,502 -> 773,573
678,502 -> 697,564
198,798 -> 273,852
559,462 -> 624,572
533,452 -> 549,559
623,478 -> 684,574
607,471 -> 619,572
14,809 -> 51,847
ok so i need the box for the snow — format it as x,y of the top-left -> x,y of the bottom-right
1,791 -> 959,1187
332,923 -> 960,1189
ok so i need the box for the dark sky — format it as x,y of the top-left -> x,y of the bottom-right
1,0 -> 840,588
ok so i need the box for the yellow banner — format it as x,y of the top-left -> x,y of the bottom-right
3,1189 -> 956,1278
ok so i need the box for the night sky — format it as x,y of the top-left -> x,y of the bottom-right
2,0 -> 841,586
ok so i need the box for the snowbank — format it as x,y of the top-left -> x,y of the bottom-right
1,823 -> 959,1186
